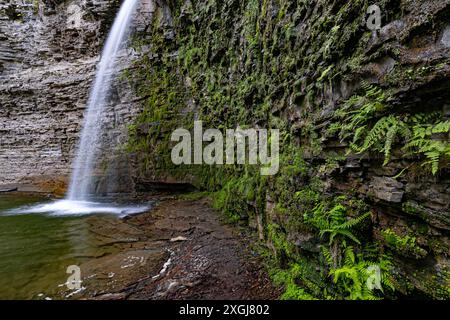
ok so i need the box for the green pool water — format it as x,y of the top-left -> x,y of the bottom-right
0,193 -> 120,300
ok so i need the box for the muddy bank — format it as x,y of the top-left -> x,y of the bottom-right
63,197 -> 279,300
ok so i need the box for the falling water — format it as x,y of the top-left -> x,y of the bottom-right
68,0 -> 140,201
4,0 -> 151,217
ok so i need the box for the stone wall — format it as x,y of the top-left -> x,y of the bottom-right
0,0 -> 154,192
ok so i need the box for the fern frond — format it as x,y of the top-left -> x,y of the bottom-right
321,246 -> 334,267
337,212 -> 371,230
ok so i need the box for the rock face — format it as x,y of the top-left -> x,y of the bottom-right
0,0 -> 154,192
369,177 -> 404,203
126,0 -> 450,299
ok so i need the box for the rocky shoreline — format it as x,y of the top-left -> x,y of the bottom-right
59,196 -> 279,300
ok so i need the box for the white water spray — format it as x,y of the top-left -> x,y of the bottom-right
68,0 -> 140,201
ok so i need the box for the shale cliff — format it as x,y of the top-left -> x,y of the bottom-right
0,0 -> 152,193
126,0 -> 450,299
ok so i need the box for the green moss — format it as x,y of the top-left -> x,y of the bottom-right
271,264 -> 318,300
381,228 -> 428,259
33,0 -> 39,15
124,0 -> 445,300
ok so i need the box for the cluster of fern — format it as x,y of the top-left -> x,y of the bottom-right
322,246 -> 394,300
331,83 -> 450,175
304,196 -> 370,246
303,196 -> 395,299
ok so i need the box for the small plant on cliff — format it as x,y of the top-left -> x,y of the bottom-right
333,83 -> 450,174
403,114 -> 450,175
324,246 -> 395,300
304,196 -> 370,247
381,228 -> 427,259
303,196 -> 371,273
271,263 -> 318,300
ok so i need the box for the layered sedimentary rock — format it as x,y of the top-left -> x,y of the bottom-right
0,0 -> 153,192
127,0 -> 450,298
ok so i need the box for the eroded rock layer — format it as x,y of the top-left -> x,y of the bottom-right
0,0 -> 152,193
126,0 -> 450,299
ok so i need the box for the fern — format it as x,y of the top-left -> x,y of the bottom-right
328,246 -> 394,300
338,212 -> 371,230
321,246 -> 334,267
404,119 -> 450,174
331,84 -> 450,175
306,199 -> 370,246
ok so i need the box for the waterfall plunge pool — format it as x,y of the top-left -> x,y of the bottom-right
0,192 -> 153,299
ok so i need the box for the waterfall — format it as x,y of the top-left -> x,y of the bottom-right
67,0 -> 140,201
6,0 -> 151,217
